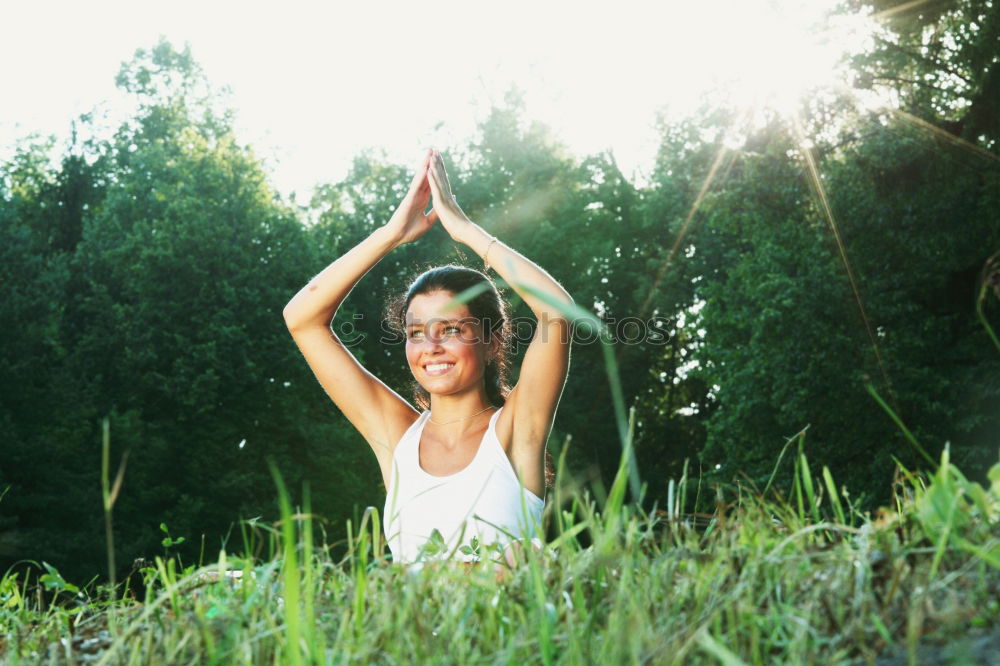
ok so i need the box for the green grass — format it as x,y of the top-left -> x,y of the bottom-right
2,442 -> 998,665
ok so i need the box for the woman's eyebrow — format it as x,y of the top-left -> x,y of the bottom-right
405,317 -> 469,327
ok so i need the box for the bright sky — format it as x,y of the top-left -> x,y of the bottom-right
1,0 -> 871,200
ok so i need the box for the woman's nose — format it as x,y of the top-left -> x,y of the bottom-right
421,336 -> 445,351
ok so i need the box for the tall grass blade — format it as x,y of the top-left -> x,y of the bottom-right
865,381 -> 934,466
679,458 -> 689,518
977,278 -> 1000,354
926,446 -> 958,581
798,452 -> 820,524
268,461 -> 303,666
301,482 -> 323,663
600,340 -> 641,502
822,466 -> 846,525
605,407 -> 637,527
100,417 -> 129,598
791,431 -> 806,520
763,426 -> 808,496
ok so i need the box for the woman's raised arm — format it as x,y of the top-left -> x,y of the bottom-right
282,149 -> 438,485
283,150 -> 438,330
425,150 -> 574,456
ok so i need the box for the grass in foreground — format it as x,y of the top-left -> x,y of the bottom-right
1,438 -> 998,666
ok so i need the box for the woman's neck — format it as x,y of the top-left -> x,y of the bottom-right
427,390 -> 495,429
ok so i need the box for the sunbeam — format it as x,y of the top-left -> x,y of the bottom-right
637,143 -> 733,322
885,107 -> 1000,162
868,0 -> 937,21
791,113 -> 898,404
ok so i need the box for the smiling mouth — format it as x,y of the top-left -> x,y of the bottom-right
423,362 -> 455,376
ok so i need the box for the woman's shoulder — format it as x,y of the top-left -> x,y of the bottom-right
392,408 -> 427,447
494,400 -> 548,456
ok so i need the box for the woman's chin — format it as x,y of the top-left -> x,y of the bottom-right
418,380 -> 476,398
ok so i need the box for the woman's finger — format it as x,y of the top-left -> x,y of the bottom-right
433,149 -> 448,174
409,149 -> 432,189
408,171 -> 424,196
430,152 -> 451,191
426,161 -> 442,194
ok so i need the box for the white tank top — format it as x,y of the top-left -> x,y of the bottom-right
383,406 -> 545,564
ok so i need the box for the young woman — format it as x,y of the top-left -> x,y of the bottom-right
283,148 -> 573,570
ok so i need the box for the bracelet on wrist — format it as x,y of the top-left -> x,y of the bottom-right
483,236 -> 498,273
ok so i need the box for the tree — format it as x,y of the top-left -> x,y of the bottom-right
0,136 -> 105,578
680,0 -> 1000,501
0,41 -> 369,582
850,0 -> 999,147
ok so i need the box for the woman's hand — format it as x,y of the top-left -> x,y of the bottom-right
383,149 -> 439,246
426,149 -> 473,243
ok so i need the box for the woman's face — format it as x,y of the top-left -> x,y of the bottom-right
404,290 -> 492,398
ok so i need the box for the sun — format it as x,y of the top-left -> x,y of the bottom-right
506,0 -> 877,187
698,1 -> 871,117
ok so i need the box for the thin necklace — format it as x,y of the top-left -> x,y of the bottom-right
428,405 -> 494,426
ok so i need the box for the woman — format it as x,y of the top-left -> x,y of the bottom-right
283,148 -> 573,571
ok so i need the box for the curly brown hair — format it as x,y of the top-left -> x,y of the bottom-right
385,264 -> 554,490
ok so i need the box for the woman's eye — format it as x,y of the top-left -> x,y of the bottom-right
445,326 -> 461,334
408,330 -> 424,340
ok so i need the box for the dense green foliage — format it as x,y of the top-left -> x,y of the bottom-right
688,0 -> 1000,498
1,0 -> 998,593
0,43 -> 372,583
